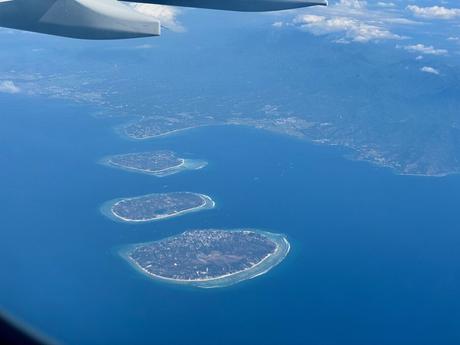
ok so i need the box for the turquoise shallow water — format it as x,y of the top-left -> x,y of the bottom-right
119,229 -> 290,289
1,94 -> 460,345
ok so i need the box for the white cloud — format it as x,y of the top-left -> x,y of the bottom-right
286,0 -> 409,43
0,80 -> 20,94
377,2 -> 396,8
293,14 -> 403,43
407,5 -> 460,20
335,0 -> 364,10
420,66 -> 440,75
403,44 -> 448,55
272,21 -> 284,28
295,14 -> 324,25
128,3 -> 184,32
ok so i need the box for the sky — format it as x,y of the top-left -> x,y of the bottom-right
129,0 -> 460,67
1,0 -> 459,92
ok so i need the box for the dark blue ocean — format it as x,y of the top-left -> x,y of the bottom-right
1,94 -> 460,345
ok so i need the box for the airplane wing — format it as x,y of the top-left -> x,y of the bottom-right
0,0 -> 161,39
0,0 -> 326,39
123,0 -> 327,13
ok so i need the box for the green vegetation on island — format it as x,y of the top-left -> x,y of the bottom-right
121,115 -> 218,140
101,192 -> 215,223
120,229 -> 290,288
100,151 -> 207,177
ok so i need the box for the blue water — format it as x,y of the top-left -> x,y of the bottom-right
1,94 -> 460,345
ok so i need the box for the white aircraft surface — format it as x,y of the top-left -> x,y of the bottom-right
0,0 -> 327,39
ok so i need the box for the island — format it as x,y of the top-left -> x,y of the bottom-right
120,115 -> 219,140
119,229 -> 290,288
101,192 -> 215,223
100,151 -> 207,177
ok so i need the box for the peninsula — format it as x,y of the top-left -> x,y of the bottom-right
121,115 -> 218,140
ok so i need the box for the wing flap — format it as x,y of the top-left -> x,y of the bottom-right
0,0 -> 160,39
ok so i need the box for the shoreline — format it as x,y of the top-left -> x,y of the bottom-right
101,193 -> 215,223
107,157 -> 186,174
121,124 -> 215,141
119,229 -> 290,288
114,119 -> 457,178
99,154 -> 208,177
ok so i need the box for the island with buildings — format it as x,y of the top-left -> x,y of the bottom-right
100,151 -> 207,177
101,192 -> 215,223
119,229 -> 290,288
121,115 -> 219,140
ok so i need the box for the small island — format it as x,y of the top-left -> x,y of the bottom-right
121,115 -> 218,140
100,151 -> 207,177
101,192 -> 215,223
119,229 -> 290,288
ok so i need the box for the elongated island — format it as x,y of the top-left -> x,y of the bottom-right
100,151 -> 207,177
101,192 -> 215,223
119,229 -> 290,288
121,115 -> 218,140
